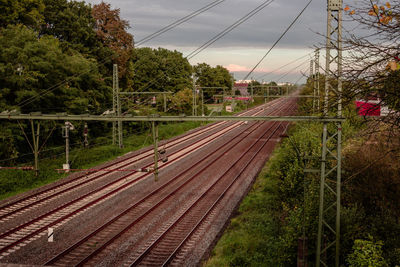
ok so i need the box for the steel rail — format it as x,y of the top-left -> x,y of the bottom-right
45,119 -> 267,266
0,117 -> 242,221
0,118 -> 250,254
46,100 -> 293,266
131,110 -> 290,266
0,103 -> 269,219
162,122 -> 290,266
0,101 -> 281,256
0,99 -> 267,214
0,116 -> 226,213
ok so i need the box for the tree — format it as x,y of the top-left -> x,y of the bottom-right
342,1 -> 400,126
168,88 -> 193,115
0,25 -> 109,114
40,0 -> 103,55
130,47 -> 192,93
0,0 -> 45,29
0,24 -> 112,161
193,63 -> 233,99
92,2 -> 134,76
268,81 -> 278,86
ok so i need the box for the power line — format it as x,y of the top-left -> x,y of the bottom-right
293,69 -> 308,84
275,59 -> 310,82
136,0 -> 226,46
243,0 -> 313,81
16,1 -> 227,109
256,52 -> 312,80
186,0 -> 274,60
137,0 -> 275,92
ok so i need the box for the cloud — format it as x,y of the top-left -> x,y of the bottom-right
225,64 -> 270,73
225,64 -> 249,72
83,0 -> 356,84
84,0 -> 327,49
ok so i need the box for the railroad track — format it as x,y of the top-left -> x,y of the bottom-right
0,110 -> 245,220
130,120 -> 286,266
0,98 -> 287,259
42,98 -> 296,266
0,102 -> 274,222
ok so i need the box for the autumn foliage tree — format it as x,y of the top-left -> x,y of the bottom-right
92,2 -> 134,77
342,1 -> 400,127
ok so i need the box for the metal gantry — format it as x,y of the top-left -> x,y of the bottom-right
310,59 -> 315,113
112,64 -> 123,148
192,74 -> 197,116
0,112 -> 343,181
30,120 -> 40,176
0,114 -> 344,123
151,121 -> 159,181
316,0 -> 343,266
119,91 -> 173,113
314,49 -> 321,111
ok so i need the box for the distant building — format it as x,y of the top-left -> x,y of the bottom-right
355,96 -> 393,117
277,82 -> 294,86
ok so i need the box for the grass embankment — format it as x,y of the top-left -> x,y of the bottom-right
206,122 -> 325,266
0,121 -> 204,200
205,108 -> 380,266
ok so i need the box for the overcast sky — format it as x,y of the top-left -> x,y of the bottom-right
84,0 -> 350,83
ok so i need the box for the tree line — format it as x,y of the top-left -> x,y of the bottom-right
0,0 -> 234,164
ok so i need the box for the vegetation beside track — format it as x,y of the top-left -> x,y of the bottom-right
0,121 -> 204,200
0,98 -> 265,201
206,97 -> 400,266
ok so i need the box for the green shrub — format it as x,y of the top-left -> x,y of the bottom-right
347,238 -> 388,267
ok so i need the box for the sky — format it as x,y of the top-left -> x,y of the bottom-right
83,0 -> 344,84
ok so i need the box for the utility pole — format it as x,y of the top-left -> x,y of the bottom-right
315,49 -> 321,111
62,122 -> 74,172
83,123 -> 88,148
30,121 -> 40,176
250,77 -> 254,103
152,121 -> 159,181
112,64 -> 118,145
201,89 -> 205,116
230,73 -> 235,95
113,64 -> 123,148
163,93 -> 167,113
192,74 -> 196,116
310,59 -> 315,113
116,68 -> 123,149
316,0 -> 343,266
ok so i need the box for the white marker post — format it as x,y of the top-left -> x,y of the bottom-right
48,227 -> 54,242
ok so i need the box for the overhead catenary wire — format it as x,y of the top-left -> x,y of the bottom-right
137,0 -> 275,93
136,0 -> 227,46
186,0 -> 274,60
256,52 -> 312,80
292,65 -> 310,84
275,59 -> 310,83
243,0 -> 313,81
15,0 -> 227,109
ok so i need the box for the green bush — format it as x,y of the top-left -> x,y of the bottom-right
347,238 -> 388,267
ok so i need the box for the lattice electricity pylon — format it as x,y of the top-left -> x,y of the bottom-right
314,49 -> 320,112
316,0 -> 343,266
112,64 -> 123,148
310,59 -> 315,113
